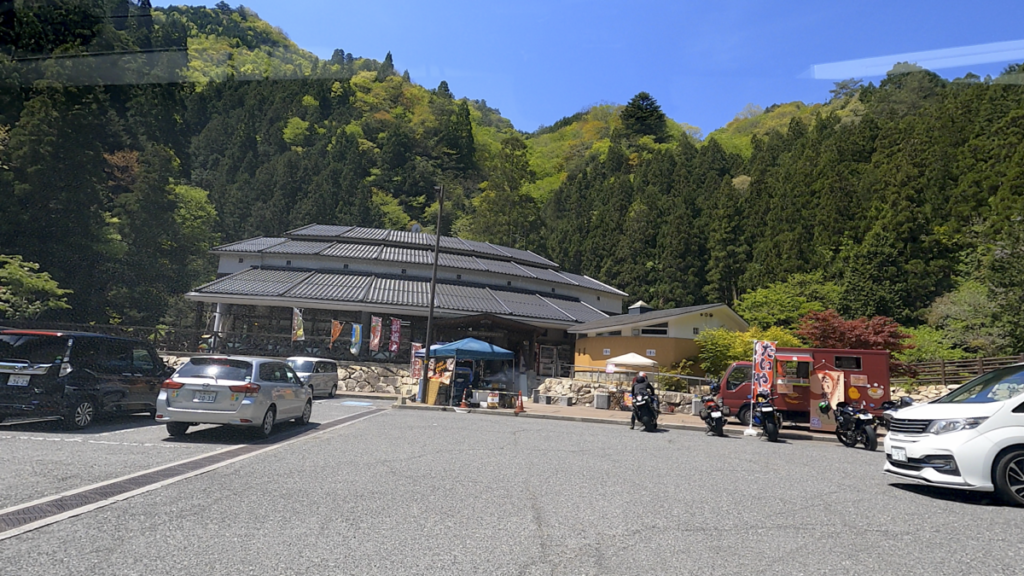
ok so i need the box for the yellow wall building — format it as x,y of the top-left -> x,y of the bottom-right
569,302 -> 749,375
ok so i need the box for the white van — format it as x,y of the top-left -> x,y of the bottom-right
884,363 -> 1024,506
286,357 -> 340,398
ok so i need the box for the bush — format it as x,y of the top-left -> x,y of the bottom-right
696,326 -> 804,378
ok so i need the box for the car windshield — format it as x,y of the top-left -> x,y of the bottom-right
176,358 -> 253,382
287,360 -> 315,373
0,335 -> 70,365
935,365 -> 1024,404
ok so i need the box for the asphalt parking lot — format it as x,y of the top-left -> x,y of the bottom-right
1,402 -> 1021,575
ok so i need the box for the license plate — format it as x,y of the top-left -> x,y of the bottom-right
6,374 -> 30,386
891,447 -> 908,462
761,407 -> 773,412
193,391 -> 217,403
710,411 -> 722,418
858,414 -> 873,420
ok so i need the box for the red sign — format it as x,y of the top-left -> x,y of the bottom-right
410,343 -> 423,379
389,318 -> 401,353
369,316 -> 382,351
752,340 -> 777,395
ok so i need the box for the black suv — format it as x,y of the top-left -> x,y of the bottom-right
0,330 -> 171,429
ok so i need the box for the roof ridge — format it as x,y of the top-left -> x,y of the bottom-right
536,295 -> 576,322
484,287 -> 514,315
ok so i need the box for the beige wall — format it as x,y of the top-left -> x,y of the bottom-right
574,336 -> 701,373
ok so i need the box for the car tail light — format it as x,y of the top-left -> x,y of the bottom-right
229,383 -> 260,397
162,379 -> 184,390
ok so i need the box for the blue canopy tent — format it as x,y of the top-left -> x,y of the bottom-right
414,338 -> 516,405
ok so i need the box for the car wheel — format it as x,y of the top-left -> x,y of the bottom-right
295,399 -> 312,425
62,398 -> 96,430
328,384 -> 337,399
994,449 -> 1024,507
166,422 -> 189,437
861,426 -> 878,451
255,406 -> 276,439
737,406 -> 751,427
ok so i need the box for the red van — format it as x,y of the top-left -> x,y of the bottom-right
718,348 -> 891,426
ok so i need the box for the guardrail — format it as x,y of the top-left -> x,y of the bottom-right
892,355 -> 1024,387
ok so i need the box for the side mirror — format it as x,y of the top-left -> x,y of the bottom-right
899,396 -> 914,408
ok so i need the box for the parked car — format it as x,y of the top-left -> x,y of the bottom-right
884,363 -> 1024,506
0,329 -> 169,429
156,356 -> 312,438
286,356 -> 339,398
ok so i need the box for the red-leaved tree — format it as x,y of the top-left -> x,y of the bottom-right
795,310 -> 916,377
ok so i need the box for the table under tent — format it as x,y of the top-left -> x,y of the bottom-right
416,338 -> 517,407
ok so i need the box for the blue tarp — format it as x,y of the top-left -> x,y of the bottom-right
413,337 -> 514,360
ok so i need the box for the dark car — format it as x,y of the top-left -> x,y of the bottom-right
0,330 -> 171,429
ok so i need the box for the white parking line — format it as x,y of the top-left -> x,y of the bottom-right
0,435 -> 205,449
0,409 -> 387,542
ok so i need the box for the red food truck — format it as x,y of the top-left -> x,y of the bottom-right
717,348 -> 891,430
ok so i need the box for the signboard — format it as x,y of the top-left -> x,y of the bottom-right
389,318 -> 401,353
752,340 -> 777,395
809,369 -> 844,432
410,343 -> 423,379
329,320 -> 343,350
290,308 -> 305,342
606,363 -> 616,374
349,324 -> 362,356
369,316 -> 382,351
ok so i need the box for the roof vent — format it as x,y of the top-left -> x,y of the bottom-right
628,301 -> 653,315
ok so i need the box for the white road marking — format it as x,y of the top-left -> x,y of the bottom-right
0,435 -> 203,450
0,409 -> 387,542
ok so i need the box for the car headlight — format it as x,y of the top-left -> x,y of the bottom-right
925,418 -> 987,435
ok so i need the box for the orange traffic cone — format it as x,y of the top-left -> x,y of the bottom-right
460,388 -> 469,409
514,391 -> 526,414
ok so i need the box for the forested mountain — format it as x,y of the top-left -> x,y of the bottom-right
1,1 -> 1022,358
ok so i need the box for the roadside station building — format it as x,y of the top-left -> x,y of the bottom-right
569,301 -> 749,375
184,224 -> 628,386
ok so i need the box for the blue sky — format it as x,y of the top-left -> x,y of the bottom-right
169,1 -> 1024,134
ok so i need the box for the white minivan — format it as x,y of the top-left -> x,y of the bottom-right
287,357 -> 340,398
884,363 -> 1024,506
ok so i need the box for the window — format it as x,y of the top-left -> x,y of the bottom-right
602,348 -> 611,355
177,358 -> 253,381
343,264 -> 349,269
456,274 -> 462,280
834,356 -> 862,370
259,362 -> 291,383
0,334 -> 70,365
238,258 -> 244,264
693,327 -> 700,335
90,341 -> 134,375
551,288 -> 556,293
597,296 -> 601,301
401,269 -> 407,274
726,366 -> 752,391
133,348 -> 158,375
507,281 -> 512,286
646,349 -> 656,357
596,330 -> 621,337
937,366 -> 1024,404
640,322 -> 668,336
286,260 -> 292,266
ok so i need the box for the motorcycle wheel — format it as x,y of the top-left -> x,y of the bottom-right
712,418 -> 725,437
764,421 -> 779,442
861,426 -> 878,451
643,419 -> 658,432
836,429 -> 858,448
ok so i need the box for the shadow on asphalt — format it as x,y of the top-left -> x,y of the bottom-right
160,420 -> 320,447
0,413 -> 161,435
891,483 -> 1007,507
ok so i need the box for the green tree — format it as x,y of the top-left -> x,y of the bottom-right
459,135 -> 539,249
0,255 -> 72,320
696,326 -> 804,377
620,91 -> 668,142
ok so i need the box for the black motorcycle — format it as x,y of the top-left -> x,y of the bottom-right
633,392 -> 659,432
751,392 -> 781,442
699,384 -> 726,437
821,401 -> 878,451
879,396 -> 914,431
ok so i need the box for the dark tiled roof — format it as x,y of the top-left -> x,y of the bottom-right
478,259 -> 535,279
261,240 -> 333,255
562,272 -> 628,296
196,268 -> 311,296
567,303 -> 733,333
379,246 -> 434,266
287,224 -> 352,238
214,237 -> 288,253
342,227 -> 389,241
191,268 -> 609,326
320,243 -> 383,260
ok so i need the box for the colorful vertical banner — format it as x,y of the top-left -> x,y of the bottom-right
410,343 -> 424,379
752,340 -> 777,395
349,323 -> 362,356
389,318 -> 401,353
369,316 -> 382,352
810,369 -> 844,431
291,308 -> 305,342
329,320 -> 343,350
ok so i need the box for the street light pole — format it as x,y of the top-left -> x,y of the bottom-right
418,184 -> 444,403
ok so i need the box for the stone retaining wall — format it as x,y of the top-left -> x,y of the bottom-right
536,378 -> 696,414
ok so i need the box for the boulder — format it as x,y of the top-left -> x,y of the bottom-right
383,385 -> 397,394
338,369 -> 350,381
350,370 -> 366,382
344,379 -> 358,391
578,393 -> 594,405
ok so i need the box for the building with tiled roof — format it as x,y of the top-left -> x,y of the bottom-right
185,224 -> 629,380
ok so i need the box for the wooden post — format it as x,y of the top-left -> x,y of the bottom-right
977,357 -> 984,377
940,359 -> 946,387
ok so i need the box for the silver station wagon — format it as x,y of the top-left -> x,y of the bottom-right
155,356 -> 312,438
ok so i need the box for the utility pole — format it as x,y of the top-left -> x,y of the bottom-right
418,184 -> 444,403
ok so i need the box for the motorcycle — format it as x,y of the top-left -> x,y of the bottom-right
879,396 -> 914,431
633,392 -> 659,432
820,400 -> 878,451
699,384 -> 726,437
751,392 -> 782,442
